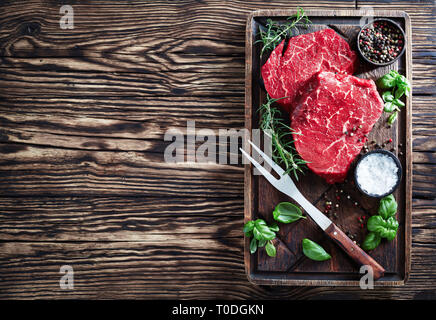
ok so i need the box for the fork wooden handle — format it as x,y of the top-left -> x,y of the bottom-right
325,223 -> 385,280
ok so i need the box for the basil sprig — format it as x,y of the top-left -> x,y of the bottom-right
362,194 -> 400,251
272,202 -> 306,224
244,219 -> 278,257
377,70 -> 411,95
367,216 -> 399,241
377,70 -> 410,124
302,238 -> 331,261
245,202 -> 305,258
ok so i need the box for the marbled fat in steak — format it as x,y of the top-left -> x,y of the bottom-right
291,72 -> 384,184
261,28 -> 357,113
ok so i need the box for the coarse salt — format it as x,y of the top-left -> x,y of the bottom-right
356,153 -> 399,196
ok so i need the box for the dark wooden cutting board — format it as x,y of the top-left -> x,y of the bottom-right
244,9 -> 412,286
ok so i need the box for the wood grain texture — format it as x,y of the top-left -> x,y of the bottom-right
0,0 -> 434,298
0,197 -> 243,241
0,0 -> 355,55
0,68 -> 245,98
0,238 -> 434,299
0,0 -> 432,93
0,96 -> 245,126
0,143 -> 244,197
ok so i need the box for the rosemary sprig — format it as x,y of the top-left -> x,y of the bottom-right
259,94 -> 308,180
256,7 -> 311,58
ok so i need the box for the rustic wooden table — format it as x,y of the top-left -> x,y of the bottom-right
0,0 -> 434,299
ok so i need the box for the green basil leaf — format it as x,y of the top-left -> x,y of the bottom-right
367,215 -> 399,241
384,231 -> 398,241
254,224 -> 276,241
379,228 -> 397,241
367,215 -> 386,234
392,98 -> 405,107
386,216 -> 399,229
246,218 -> 277,242
382,91 -> 394,102
254,219 -> 267,227
377,74 -> 396,89
243,221 -> 255,234
395,74 -> 411,99
302,238 -> 331,261
362,232 -> 381,251
258,239 -> 267,248
268,223 -> 279,232
261,229 -> 276,241
378,194 -> 397,219
388,111 -> 398,125
244,230 -> 253,238
385,102 -> 400,112
390,70 -> 400,78
384,102 -> 394,112
252,227 -> 263,240
250,237 -> 258,254
273,202 -> 305,224
396,75 -> 410,87
386,232 -> 397,241
394,86 -> 405,99
265,241 -> 277,257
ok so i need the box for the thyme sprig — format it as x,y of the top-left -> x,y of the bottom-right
255,8 -> 310,179
256,7 -> 311,58
259,94 -> 308,180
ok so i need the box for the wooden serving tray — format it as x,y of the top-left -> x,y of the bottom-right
244,9 -> 412,286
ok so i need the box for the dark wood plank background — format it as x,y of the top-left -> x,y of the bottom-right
0,0 -> 434,299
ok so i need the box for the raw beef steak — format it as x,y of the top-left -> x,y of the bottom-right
291,72 -> 384,184
261,28 -> 357,113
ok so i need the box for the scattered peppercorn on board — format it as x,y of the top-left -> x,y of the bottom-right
244,9 -> 412,286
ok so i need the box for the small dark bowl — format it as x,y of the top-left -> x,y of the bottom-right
354,149 -> 402,198
357,18 -> 406,67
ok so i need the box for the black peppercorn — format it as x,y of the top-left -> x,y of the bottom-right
359,20 -> 404,64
